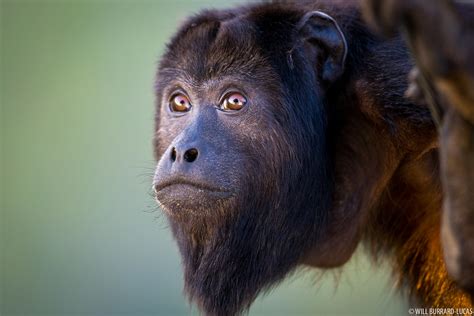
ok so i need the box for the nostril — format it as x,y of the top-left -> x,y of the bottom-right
184,148 -> 198,162
170,147 -> 177,162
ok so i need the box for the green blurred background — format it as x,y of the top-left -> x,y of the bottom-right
1,0 -> 407,315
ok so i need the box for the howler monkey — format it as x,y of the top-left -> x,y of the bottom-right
152,1 -> 473,314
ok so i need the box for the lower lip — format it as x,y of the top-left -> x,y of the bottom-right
154,184 -> 233,216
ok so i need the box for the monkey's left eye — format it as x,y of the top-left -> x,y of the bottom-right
220,93 -> 247,111
169,94 -> 192,113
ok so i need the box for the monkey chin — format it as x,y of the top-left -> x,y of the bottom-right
164,195 -> 324,316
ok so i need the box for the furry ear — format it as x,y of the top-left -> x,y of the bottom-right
297,11 -> 348,83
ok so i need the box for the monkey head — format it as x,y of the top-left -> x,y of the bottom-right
153,5 -> 348,316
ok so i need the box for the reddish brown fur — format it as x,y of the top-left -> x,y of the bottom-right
362,0 -> 474,303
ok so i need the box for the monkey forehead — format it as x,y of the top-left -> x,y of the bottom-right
160,17 -> 265,81
157,5 -> 302,83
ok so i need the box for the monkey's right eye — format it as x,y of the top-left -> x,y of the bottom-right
169,94 -> 192,113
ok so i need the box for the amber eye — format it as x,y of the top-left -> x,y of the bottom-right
220,92 -> 247,111
169,93 -> 192,113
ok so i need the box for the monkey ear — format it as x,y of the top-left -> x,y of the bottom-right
297,11 -> 348,83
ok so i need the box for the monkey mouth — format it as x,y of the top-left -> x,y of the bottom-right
154,178 -> 229,194
156,183 -> 232,200
153,178 -> 234,215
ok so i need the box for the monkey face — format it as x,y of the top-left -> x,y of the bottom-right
152,71 -> 274,222
152,17 -> 300,225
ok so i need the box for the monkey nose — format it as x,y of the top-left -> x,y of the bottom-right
170,147 -> 199,163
